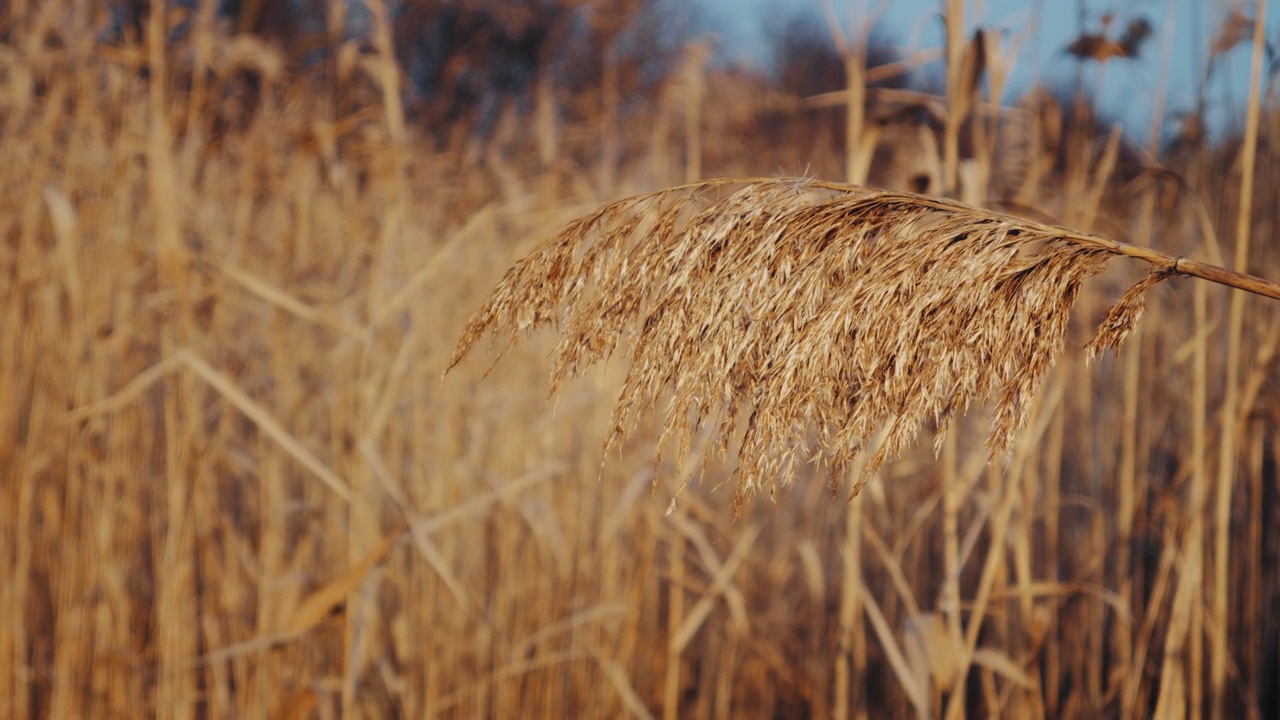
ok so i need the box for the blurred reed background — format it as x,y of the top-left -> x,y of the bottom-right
1,0 -> 1277,717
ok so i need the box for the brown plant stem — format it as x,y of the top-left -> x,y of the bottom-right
1213,4 -> 1268,718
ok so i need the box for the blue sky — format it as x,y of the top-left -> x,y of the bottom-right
693,0 -> 1278,146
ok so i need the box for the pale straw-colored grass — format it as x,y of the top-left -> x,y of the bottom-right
451,177 -> 1277,508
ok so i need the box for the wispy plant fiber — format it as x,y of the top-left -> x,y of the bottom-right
448,178 -> 1185,505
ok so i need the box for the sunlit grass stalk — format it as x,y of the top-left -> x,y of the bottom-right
940,429 -> 963,708
662,513 -> 685,720
942,0 -> 965,195
602,41 -> 619,195
817,0 -> 869,188
939,3 -> 975,708
683,45 -> 706,184
1084,121 -> 1124,711
1118,2 -> 1178,709
1116,190 -> 1153,713
833,491 -> 866,720
1212,3 -> 1267,717
144,1 -> 201,717
943,384 -> 1059,719
1243,415 -> 1266,709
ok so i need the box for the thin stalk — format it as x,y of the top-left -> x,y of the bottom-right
1156,279 -> 1210,718
714,632 -> 738,720
1191,275 -> 1209,720
834,493 -> 866,720
819,0 -> 868,186
844,49 -> 868,186
683,50 -> 703,184
944,447 -> 1031,720
1213,3 -> 1267,717
825,4 -> 869,716
942,0 -> 965,195
1119,5 -> 1178,710
1042,394 -> 1064,714
601,42 -> 619,195
1243,418 -> 1264,709
848,9 -> 870,713
147,3 -> 198,717
1078,122 -> 1124,711
1012,444 -> 1047,719
851,494 -> 867,720
651,88 -> 671,186
941,430 -> 964,708
663,518 -> 685,720
1115,201 -> 1148,715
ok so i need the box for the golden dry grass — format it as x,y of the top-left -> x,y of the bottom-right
2,2 -> 1279,719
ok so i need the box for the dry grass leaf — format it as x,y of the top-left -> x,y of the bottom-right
903,611 -> 962,691
970,647 -> 1036,690
448,178 -> 1264,507
283,524 -> 407,637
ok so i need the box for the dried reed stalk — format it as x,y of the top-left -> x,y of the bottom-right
449,177 -> 1280,506
1212,3 -> 1268,717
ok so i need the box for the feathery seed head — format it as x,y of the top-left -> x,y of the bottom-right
449,178 -> 1177,507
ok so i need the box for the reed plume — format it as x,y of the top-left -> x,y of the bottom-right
449,177 -> 1280,506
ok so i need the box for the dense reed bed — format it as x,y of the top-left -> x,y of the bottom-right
2,2 -> 1278,718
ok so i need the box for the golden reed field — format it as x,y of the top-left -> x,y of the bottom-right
2,1 -> 1278,717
